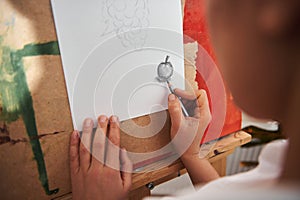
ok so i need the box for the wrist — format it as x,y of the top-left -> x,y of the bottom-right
180,147 -> 203,160
180,154 -> 220,185
181,152 -> 204,163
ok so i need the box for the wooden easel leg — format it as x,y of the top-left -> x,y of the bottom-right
211,157 -> 227,177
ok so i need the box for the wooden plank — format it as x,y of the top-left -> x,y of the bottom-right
209,149 -> 235,164
201,131 -> 252,159
130,131 -> 251,190
131,159 -> 185,191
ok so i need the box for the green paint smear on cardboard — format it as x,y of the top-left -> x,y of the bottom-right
0,40 -> 60,195
17,41 -> 60,57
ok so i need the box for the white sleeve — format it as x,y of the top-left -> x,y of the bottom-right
144,139 -> 291,200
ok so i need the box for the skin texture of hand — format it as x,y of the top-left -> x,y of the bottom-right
168,89 -> 211,158
168,89 -> 220,185
69,116 -> 132,200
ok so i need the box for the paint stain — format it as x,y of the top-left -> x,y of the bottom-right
0,39 -> 60,195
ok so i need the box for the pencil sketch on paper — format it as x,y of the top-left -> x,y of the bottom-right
101,0 -> 150,48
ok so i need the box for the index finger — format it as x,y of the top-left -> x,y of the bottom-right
175,89 -> 210,120
174,88 -> 198,101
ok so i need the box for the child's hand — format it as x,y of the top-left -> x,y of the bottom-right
168,89 -> 212,160
168,89 -> 218,185
70,116 -> 132,200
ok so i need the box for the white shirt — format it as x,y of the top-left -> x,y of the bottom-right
145,139 -> 300,199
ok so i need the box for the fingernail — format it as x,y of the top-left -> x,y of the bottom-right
72,131 -> 78,139
99,116 -> 107,123
84,118 -> 93,128
111,116 -> 118,123
169,94 -> 176,101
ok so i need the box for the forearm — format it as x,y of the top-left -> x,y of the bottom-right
181,155 -> 220,186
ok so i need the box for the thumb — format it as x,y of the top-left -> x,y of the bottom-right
168,94 -> 183,131
120,148 -> 132,191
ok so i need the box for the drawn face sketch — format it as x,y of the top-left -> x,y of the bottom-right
101,0 -> 149,48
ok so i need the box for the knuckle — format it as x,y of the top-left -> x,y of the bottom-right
70,152 -> 78,162
110,136 -> 120,145
109,122 -> 120,129
71,167 -> 80,175
170,104 -> 181,113
202,112 -> 212,127
200,89 -> 207,95
80,145 -> 89,154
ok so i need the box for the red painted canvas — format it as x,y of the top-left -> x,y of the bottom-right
183,0 -> 242,144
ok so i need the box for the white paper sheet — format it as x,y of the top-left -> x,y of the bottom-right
51,0 -> 185,131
